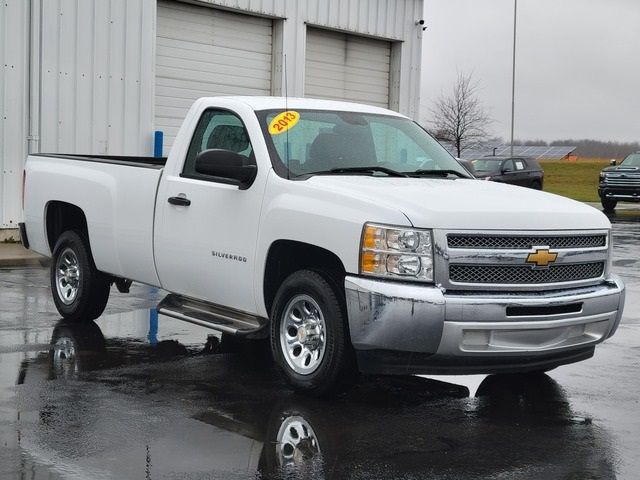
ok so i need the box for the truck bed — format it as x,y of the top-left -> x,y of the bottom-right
24,153 -> 165,286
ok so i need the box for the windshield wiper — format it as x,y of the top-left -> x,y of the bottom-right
309,166 -> 409,178
409,169 -> 468,178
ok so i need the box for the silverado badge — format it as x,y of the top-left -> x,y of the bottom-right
526,247 -> 558,268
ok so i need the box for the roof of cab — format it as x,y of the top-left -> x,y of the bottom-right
205,96 -> 406,117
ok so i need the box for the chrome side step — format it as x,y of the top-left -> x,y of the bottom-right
157,294 -> 267,337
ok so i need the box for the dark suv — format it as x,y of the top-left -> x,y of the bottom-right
599,152 -> 640,212
470,156 -> 544,189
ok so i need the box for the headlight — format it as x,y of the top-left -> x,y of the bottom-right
600,172 -> 607,180
360,223 -> 434,282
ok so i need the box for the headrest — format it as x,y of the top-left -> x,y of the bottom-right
207,125 -> 249,152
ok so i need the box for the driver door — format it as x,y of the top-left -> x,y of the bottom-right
154,109 -> 263,313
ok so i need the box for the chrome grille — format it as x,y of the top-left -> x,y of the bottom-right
449,262 -> 605,285
604,177 -> 640,186
447,234 -> 606,250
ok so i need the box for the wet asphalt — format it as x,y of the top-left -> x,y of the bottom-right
1,211 -> 639,479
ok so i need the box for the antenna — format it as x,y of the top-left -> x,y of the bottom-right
284,54 -> 290,179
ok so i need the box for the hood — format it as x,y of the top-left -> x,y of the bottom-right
306,176 -> 610,231
602,165 -> 640,173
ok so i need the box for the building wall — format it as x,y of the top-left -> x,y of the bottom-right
0,1 -> 30,229
39,0 -> 156,155
196,0 -> 423,118
0,0 -> 423,229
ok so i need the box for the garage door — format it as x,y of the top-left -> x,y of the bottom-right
305,28 -> 391,108
155,0 -> 273,152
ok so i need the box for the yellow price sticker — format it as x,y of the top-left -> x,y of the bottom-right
268,111 -> 300,135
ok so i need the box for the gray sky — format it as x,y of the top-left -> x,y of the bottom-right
420,0 -> 640,143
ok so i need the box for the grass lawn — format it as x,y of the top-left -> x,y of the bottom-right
540,159 -> 608,202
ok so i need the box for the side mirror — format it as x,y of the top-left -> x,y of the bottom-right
194,149 -> 257,189
610,159 -> 617,166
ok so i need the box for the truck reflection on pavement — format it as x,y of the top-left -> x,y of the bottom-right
14,319 -> 616,480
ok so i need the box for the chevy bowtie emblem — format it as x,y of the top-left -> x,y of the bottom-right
526,247 -> 558,268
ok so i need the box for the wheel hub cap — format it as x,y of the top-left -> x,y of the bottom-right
280,295 -> 327,375
55,248 -> 80,305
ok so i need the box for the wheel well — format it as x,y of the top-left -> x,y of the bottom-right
46,201 -> 88,251
263,240 -> 346,315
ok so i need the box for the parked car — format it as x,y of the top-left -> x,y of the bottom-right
21,97 -> 624,396
598,152 -> 640,212
456,158 -> 476,176
471,156 -> 544,189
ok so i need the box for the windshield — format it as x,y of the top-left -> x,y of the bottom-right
471,158 -> 503,173
256,109 -> 469,178
621,153 -> 640,167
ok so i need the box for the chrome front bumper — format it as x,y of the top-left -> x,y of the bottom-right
345,275 -> 625,375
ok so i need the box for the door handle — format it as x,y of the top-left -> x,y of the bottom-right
168,196 -> 191,206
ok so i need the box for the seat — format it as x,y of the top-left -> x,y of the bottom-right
207,125 -> 249,153
306,131 -> 372,172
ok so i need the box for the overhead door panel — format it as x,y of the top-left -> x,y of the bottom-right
305,28 -> 391,108
155,1 -> 272,152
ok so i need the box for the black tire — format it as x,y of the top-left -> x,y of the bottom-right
270,270 -> 356,397
531,180 -> 542,190
601,198 -> 617,213
50,230 -> 111,322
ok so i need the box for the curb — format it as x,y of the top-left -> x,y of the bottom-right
0,243 -> 50,268
0,256 -> 50,268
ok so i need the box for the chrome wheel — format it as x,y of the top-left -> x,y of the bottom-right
276,415 -> 321,469
280,295 -> 326,375
56,248 -> 80,305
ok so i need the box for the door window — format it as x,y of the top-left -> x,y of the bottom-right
514,159 -> 526,171
182,109 -> 254,178
502,159 -> 516,172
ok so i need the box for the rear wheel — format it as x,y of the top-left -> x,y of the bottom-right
50,231 -> 111,322
270,270 -> 356,396
601,197 -> 617,213
531,180 -> 542,190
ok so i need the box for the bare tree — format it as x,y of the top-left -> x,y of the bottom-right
429,72 -> 492,157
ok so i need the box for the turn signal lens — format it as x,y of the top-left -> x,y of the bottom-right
362,225 -> 385,250
361,251 -> 384,274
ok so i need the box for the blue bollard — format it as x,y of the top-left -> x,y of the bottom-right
154,131 -> 163,158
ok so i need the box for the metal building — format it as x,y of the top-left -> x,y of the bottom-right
0,0 -> 424,231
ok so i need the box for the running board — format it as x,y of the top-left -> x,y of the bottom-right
157,294 -> 267,337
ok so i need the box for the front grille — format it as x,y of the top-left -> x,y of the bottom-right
449,262 -> 605,285
605,179 -> 640,186
447,234 -> 606,250
604,173 -> 640,187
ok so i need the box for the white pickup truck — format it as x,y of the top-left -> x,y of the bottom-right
21,97 -> 625,395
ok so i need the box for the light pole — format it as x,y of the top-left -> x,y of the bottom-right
510,0 -> 517,157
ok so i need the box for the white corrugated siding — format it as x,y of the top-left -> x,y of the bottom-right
305,28 -> 390,108
0,1 -> 29,228
0,0 -> 423,230
155,0 -> 273,152
196,0 -> 422,117
39,0 -> 155,155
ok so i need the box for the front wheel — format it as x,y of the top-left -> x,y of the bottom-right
50,231 -> 111,322
601,197 -> 617,213
270,270 -> 356,396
